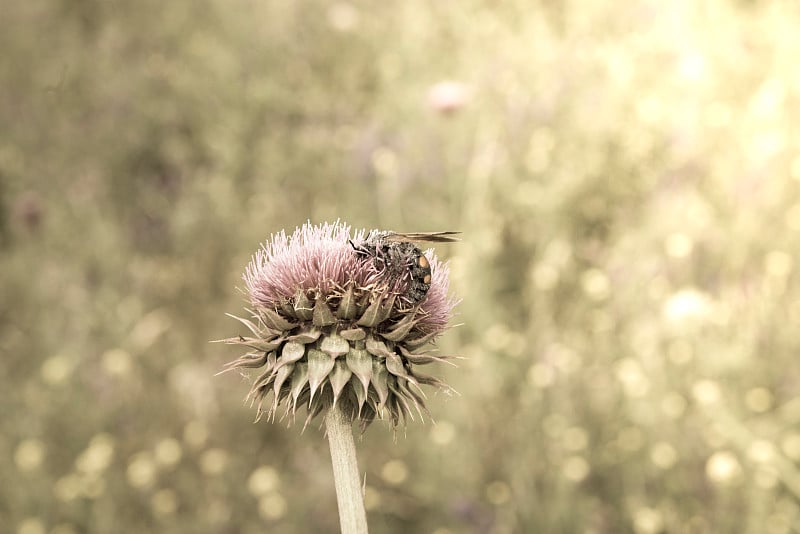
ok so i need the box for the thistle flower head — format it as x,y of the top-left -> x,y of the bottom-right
220,221 -> 458,429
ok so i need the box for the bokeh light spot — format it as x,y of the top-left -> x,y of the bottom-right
14,439 -> 45,472
764,251 -> 793,278
664,232 -> 693,258
633,507 -> 664,534
705,451 -> 742,485
483,323 -> 512,350
692,380 -> 722,406
364,486 -> 381,511
550,343 -> 580,374
527,363 -> 555,388
151,489 -> 178,516
17,518 -> 45,534
785,203 -> 800,230
75,434 -> 115,474
81,473 -> 107,499
101,348 -> 133,376
326,2 -> 359,32
750,79 -> 786,118
485,480 -> 511,505
40,354 -> 73,386
127,452 -> 157,489
371,147 -> 398,178
780,433 -> 800,460
663,288 -> 713,328
580,269 -> 610,301
258,493 -> 287,521
54,475 -> 81,502
130,310 -> 171,351
154,438 -> 183,468
650,442 -> 678,469
562,456 -> 590,482
430,421 -> 455,446
248,466 -> 280,496
748,440 -> 776,464
183,420 -> 209,449
677,52 -> 706,82
381,459 -> 408,485
745,387 -> 774,413
531,263 -> 559,291
754,466 -> 779,489
200,448 -> 229,476
615,359 -> 650,398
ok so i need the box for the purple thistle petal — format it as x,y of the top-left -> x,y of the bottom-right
242,221 -> 455,336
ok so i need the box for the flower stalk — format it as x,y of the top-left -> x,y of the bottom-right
325,403 -> 368,534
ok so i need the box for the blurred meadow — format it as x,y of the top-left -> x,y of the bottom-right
4,0 -> 800,532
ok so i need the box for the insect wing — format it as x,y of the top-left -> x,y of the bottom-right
383,231 -> 461,243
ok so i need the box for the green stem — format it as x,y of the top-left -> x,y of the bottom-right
325,404 -> 369,534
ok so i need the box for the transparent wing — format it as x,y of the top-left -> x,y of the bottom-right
383,231 -> 461,243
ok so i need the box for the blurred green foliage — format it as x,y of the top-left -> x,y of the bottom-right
4,0 -> 800,532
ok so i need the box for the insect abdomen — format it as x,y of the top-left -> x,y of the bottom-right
407,247 -> 432,303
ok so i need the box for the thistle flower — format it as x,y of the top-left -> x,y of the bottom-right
220,221 -> 458,429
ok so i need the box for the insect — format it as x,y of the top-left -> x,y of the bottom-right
351,231 -> 461,303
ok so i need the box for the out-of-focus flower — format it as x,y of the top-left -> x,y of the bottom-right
220,221 -> 458,429
327,3 -> 359,32
13,191 -> 44,231
427,81 -> 471,114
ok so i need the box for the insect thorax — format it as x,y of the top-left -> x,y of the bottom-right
356,237 -> 431,303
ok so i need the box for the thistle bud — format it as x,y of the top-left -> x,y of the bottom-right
220,221 -> 458,429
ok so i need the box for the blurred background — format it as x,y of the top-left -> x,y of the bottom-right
3,0 -> 800,532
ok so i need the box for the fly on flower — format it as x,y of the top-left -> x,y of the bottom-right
219,222 -> 460,430
351,231 -> 461,304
